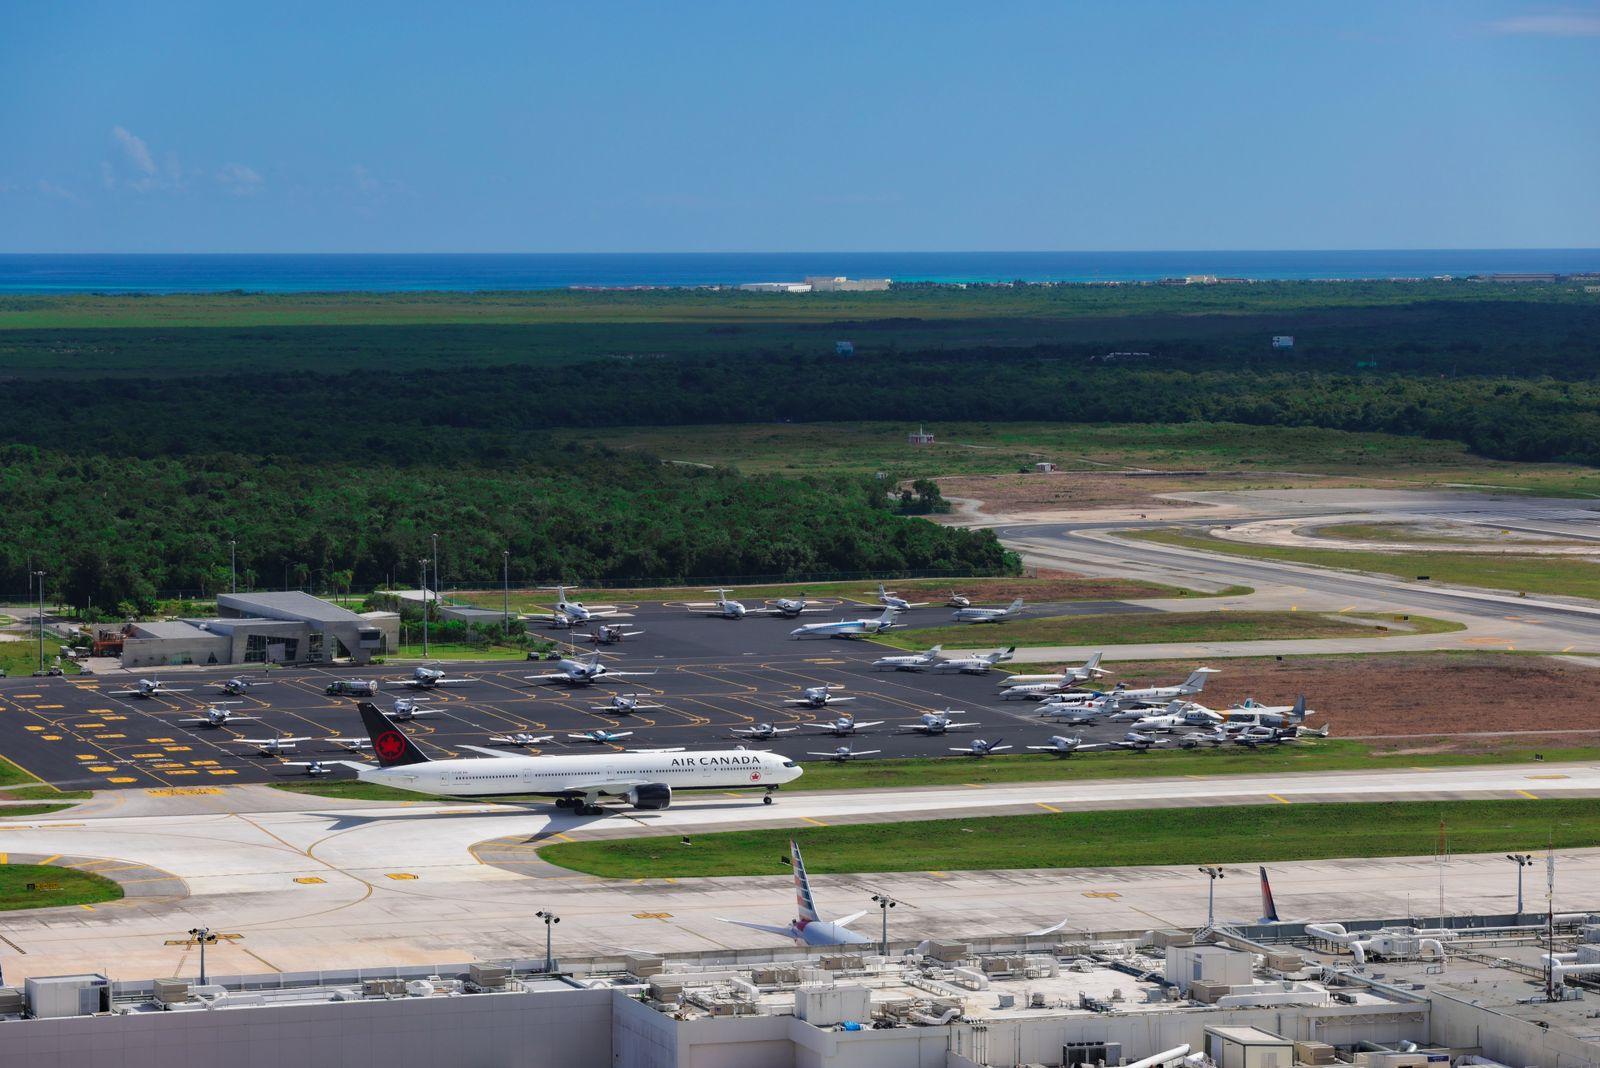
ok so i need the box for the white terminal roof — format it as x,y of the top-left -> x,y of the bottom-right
217,591 -> 365,624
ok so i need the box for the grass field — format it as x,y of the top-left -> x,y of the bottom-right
0,864 -> 123,911
387,640 -> 540,662
0,639 -> 77,677
874,610 -> 1462,651
1130,529 -> 1600,601
0,804 -> 76,818
538,798 -> 1600,878
271,740 -> 1600,802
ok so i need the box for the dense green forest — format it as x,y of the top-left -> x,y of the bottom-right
4,282 -> 1598,608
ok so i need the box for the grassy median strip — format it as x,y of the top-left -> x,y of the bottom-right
0,864 -> 123,911
539,799 -> 1600,878
1128,528 -> 1600,602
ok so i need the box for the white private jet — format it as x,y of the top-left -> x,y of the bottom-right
390,698 -> 441,721
719,840 -> 872,946
871,645 -> 942,671
568,729 -> 635,745
1108,668 -> 1219,706
807,715 -> 883,736
1039,695 -> 1124,725
527,654 -> 657,687
589,693 -> 664,715
236,735 -> 311,756
785,685 -> 856,709
1026,735 -> 1089,757
806,745 -> 881,762
1000,652 -> 1109,688
176,704 -> 258,728
1131,703 -> 1225,732
217,676 -> 270,696
345,702 -> 800,814
110,677 -> 192,699
730,722 -> 798,740
697,588 -> 748,619
486,732 -> 555,748
900,710 -> 979,735
932,646 -> 1015,675
1081,730 -> 1168,752
543,585 -> 608,626
387,665 -> 473,690
946,590 -> 972,608
948,737 -> 1012,756
876,584 -> 929,611
789,607 -> 900,640
764,597 -> 825,618
951,597 -> 1024,624
579,624 -> 644,645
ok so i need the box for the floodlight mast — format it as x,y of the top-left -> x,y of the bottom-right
1198,866 -> 1225,929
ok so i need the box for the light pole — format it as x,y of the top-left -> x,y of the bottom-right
871,893 -> 899,954
536,909 -> 560,971
33,570 -> 45,673
1507,853 -> 1534,916
418,559 -> 430,657
229,539 -> 237,594
188,927 -> 218,985
502,551 -> 510,637
1198,866 -> 1225,929
431,533 -> 440,606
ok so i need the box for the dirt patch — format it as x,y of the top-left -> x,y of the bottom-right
935,472 -> 1359,513
889,571 -> 1176,601
1022,653 -> 1600,746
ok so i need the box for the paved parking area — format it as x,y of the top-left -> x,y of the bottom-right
0,598 -> 1169,790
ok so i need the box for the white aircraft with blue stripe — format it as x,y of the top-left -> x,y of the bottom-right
720,840 -> 872,946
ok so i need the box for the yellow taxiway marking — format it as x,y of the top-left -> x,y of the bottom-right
78,904 -> 95,911
384,873 -> 418,881
551,832 -> 576,843
38,855 -> 60,866
144,787 -> 223,797
1562,645 -> 1574,653
1527,774 -> 1569,780
799,816 -> 829,827
1082,890 -> 1122,900
632,911 -> 673,920
1516,790 -> 1539,800
927,870 -> 950,879
1035,802 -> 1062,813
107,776 -> 138,783
293,877 -> 326,885
0,854 -> 6,864
1268,794 -> 1291,804
962,783 -> 985,789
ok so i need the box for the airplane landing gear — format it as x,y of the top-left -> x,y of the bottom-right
762,795 -> 773,805
576,803 -> 603,816
763,787 -> 777,805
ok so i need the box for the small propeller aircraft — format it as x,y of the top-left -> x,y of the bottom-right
784,684 -> 855,709
806,715 -> 884,736
589,693 -> 664,714
763,597 -> 825,618
900,710 -> 978,735
281,760 -> 335,776
805,745 -> 882,762
324,737 -> 373,753
579,624 -> 645,645
1026,735 -> 1088,757
216,676 -> 270,696
948,737 -> 1012,756
945,590 -> 971,608
235,735 -> 311,756
390,697 -> 441,720
175,704 -> 258,728
526,654 -> 656,686
730,722 -> 798,739
486,732 -> 555,748
386,665 -> 473,690
567,729 -> 635,745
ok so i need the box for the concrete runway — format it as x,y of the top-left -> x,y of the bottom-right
1,761 -> 1597,981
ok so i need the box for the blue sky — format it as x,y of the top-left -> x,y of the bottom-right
2,1 -> 1597,252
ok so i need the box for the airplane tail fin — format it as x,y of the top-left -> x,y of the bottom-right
357,702 -> 431,767
1291,694 -> 1307,722
790,840 -> 822,924
926,645 -> 942,658
1184,669 -> 1211,692
1259,866 -> 1280,923
990,646 -> 1016,664
1007,597 -> 1024,613
1084,652 -> 1102,670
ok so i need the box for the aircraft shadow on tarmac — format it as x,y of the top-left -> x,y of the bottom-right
306,797 -> 754,837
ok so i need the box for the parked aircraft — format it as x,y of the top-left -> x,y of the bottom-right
236,735 -> 310,756
281,760 -> 334,776
390,698 -> 440,720
1223,696 -> 1313,730
1108,668 -> 1218,706
764,597 -> 825,618
730,723 -> 798,740
1078,730 -> 1167,752
486,733 -> 555,748
343,702 -> 800,814
697,588 -> 747,619
527,654 -> 656,686
1026,735 -> 1088,757
951,597 -> 1024,624
544,586 -> 608,625
785,685 -> 856,709
1131,703 -> 1225,732
932,646 -> 1015,675
579,624 -> 645,645
789,607 -> 900,640
217,676 -> 270,696
589,693 -> 664,715
324,737 -> 372,753
945,591 -> 971,608
719,840 -> 871,946
999,653 -> 1109,688
176,705 -> 258,728
110,677 -> 192,698
876,584 -> 929,611
806,715 -> 883,736
900,711 -> 978,735
871,645 -> 942,671
948,737 -> 1012,756
568,729 -> 635,745
805,745 -> 882,762
1039,695 -> 1124,725
387,665 -> 473,690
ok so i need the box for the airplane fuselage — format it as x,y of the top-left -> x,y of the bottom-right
355,748 -> 800,799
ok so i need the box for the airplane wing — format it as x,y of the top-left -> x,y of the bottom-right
825,696 -> 857,703
716,918 -> 794,937
611,731 -> 635,739
385,680 -> 422,688
989,744 -> 1014,752
604,670 -> 658,678
526,673 -> 575,683
769,726 -> 798,734
854,749 -> 882,756
851,720 -> 883,728
832,909 -> 870,927
805,751 -> 841,757
1025,745 -> 1065,751
1024,917 -> 1071,936
460,745 -> 524,758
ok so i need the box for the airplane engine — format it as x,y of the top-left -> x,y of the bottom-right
626,783 -> 672,810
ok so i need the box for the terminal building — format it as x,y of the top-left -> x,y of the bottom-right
119,591 -> 399,669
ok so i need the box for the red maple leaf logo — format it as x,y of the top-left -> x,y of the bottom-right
750,771 -> 762,781
374,731 -> 408,761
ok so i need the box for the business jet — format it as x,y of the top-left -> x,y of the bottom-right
785,685 -> 856,709
946,591 -> 971,608
1223,695 -> 1313,729
806,745 -> 882,762
951,597 -> 1024,624
217,676 -> 270,696
235,736 -> 311,756
390,697 -> 440,720
1080,730 -> 1168,752
338,702 -> 800,814
568,729 -> 635,745
1039,696 -> 1124,725
387,665 -> 473,690
1110,668 -> 1219,706
579,624 -> 644,645
999,652 -> 1109,688
719,840 -> 872,946
947,737 -> 1012,756
763,597 -> 825,618
697,588 -> 748,619
876,584 -> 929,611
110,677 -> 192,698
543,586 -> 610,626
900,711 -> 978,735
1026,735 -> 1089,757
281,760 -> 335,777
789,607 -> 900,640
1131,703 -> 1225,732
590,693 -> 664,714
871,645 -> 941,671
807,715 -> 883,736
175,704 -> 258,728
730,722 -> 798,740
932,647 -> 1015,675
486,733 -> 555,748
527,654 -> 656,686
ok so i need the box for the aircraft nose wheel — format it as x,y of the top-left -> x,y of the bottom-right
762,794 -> 774,805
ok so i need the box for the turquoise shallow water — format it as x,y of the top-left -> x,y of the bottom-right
1,250 -> 1597,293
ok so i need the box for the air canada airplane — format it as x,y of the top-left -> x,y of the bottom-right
789,607 -> 899,640
720,840 -> 872,946
340,702 -> 801,814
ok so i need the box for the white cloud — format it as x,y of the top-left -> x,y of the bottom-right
1486,12 -> 1600,36
216,162 -> 264,196
111,125 -> 156,174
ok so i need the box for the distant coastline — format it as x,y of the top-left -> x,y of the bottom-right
1,250 -> 1598,294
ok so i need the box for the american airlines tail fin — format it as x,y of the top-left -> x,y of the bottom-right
791,840 -> 822,924
1258,866 -> 1280,923
357,702 -> 431,767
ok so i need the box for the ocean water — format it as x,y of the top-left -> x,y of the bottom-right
1,250 -> 1597,294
